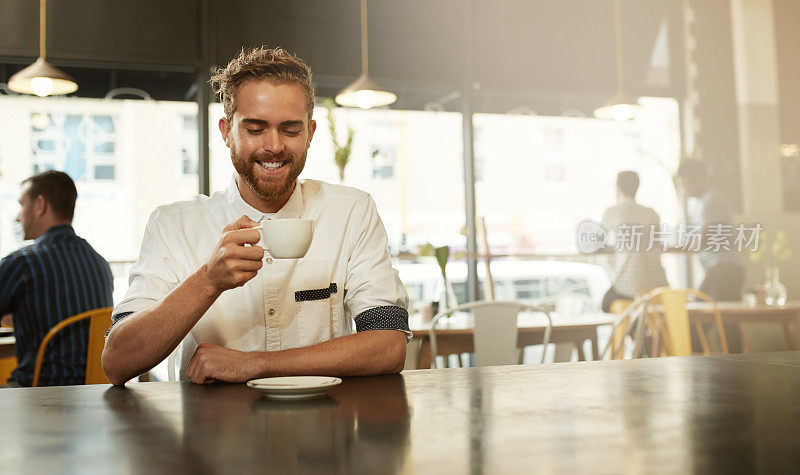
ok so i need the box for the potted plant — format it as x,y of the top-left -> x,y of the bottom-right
325,100 -> 355,182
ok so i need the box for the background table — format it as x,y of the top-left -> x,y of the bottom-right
2,352 -> 800,473
688,301 -> 800,352
408,312 -> 614,368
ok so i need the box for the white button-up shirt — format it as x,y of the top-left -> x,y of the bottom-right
114,177 -> 409,377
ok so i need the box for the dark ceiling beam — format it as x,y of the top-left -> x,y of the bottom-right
0,56 -> 197,74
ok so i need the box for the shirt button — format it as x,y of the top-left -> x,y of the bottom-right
266,257 -> 273,264
269,308 -> 276,315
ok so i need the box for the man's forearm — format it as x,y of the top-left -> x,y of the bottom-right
102,266 -> 222,385
256,330 -> 407,377
187,330 -> 408,383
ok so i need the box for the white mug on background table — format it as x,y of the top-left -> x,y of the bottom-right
255,219 -> 313,259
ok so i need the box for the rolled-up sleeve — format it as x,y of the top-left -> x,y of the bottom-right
344,196 -> 411,340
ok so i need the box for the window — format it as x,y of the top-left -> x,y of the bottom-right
31,113 -> 118,181
1,96 -> 199,306
179,114 -> 198,176
472,98 -> 682,300
367,121 -> 398,180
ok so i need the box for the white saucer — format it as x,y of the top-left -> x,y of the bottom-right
247,376 -> 342,400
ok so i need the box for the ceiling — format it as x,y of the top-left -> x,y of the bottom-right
0,0 -> 687,114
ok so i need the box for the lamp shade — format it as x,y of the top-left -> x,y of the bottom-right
335,73 -> 396,109
593,91 -> 643,122
8,57 -> 78,97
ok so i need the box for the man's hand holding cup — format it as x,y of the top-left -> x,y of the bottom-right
202,215 -> 264,293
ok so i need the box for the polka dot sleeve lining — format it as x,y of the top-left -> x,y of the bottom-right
105,311 -> 134,338
354,305 -> 412,342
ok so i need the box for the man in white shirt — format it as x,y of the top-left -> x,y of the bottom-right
600,171 -> 668,311
102,47 -> 410,385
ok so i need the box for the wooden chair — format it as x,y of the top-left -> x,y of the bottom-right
32,307 -> 113,387
429,300 -> 553,368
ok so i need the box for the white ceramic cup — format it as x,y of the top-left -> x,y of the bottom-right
260,219 -> 313,259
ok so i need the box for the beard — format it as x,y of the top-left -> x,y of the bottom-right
231,143 -> 306,202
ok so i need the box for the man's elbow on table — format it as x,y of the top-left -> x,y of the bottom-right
102,354 -> 124,386
369,330 -> 407,375
101,328 -> 136,386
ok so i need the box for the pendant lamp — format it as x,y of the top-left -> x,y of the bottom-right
335,0 -> 395,109
594,0 -> 640,122
8,0 -> 78,97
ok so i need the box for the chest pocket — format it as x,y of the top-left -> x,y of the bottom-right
291,259 -> 344,343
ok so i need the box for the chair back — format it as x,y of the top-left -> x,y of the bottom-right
644,288 -> 729,357
609,299 -> 634,315
472,302 -> 522,366
0,356 -> 17,386
649,289 -> 692,356
601,296 -> 649,360
609,299 -> 634,359
429,300 -> 553,368
32,308 -> 113,387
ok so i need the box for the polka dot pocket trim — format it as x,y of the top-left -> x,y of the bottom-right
295,283 -> 338,302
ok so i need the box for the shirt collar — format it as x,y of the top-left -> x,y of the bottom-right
275,180 -> 303,219
35,224 -> 75,244
225,174 -> 303,222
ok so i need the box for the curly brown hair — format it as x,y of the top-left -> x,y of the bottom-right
210,46 -> 315,121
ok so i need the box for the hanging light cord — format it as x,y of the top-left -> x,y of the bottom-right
360,0 -> 368,75
613,0 -> 624,93
39,0 -> 47,59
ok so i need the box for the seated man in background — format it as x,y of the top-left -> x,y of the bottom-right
0,171 -> 114,387
102,47 -> 409,386
601,171 -> 668,312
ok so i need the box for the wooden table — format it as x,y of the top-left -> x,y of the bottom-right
1,352 -> 800,473
408,312 -> 614,368
687,301 -> 800,352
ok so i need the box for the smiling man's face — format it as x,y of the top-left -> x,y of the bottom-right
219,80 -> 316,212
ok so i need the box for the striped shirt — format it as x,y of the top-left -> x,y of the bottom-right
0,225 -> 113,386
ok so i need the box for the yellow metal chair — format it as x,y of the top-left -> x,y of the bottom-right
0,356 -> 17,385
643,288 -> 729,357
31,307 -> 113,387
609,299 -> 634,359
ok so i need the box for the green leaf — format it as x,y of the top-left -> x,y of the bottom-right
434,246 -> 450,280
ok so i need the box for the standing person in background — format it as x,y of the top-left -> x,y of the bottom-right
0,171 -> 114,387
676,160 -> 745,353
601,171 -> 668,312
676,160 -> 745,301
